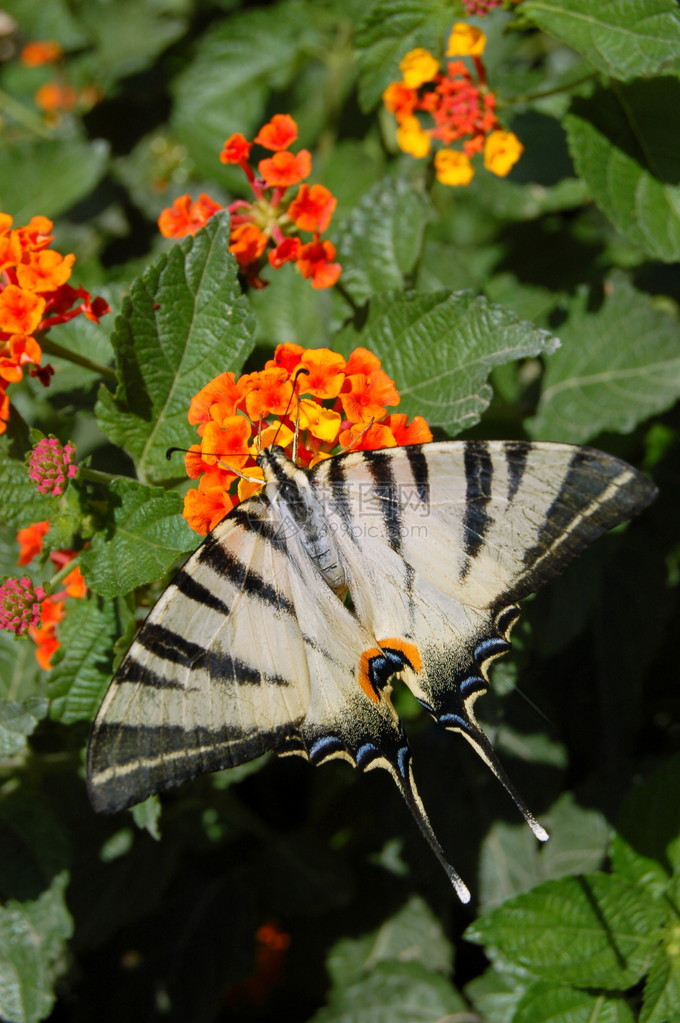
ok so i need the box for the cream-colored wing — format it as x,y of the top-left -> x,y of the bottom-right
310,440 -> 656,833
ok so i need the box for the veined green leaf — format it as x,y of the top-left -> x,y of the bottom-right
566,79 -> 680,262
335,289 -> 559,431
326,896 -> 453,987
528,276 -> 680,442
641,943 -> 680,1023
0,870 -> 73,1023
466,873 -> 664,989
334,177 -> 431,304
524,0 -> 680,80
47,594 -> 132,723
514,980 -> 636,1023
355,0 -> 454,110
80,478 -> 196,597
0,697 -> 47,758
310,959 -> 467,1023
95,212 -> 254,485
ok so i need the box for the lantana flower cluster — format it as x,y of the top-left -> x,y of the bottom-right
182,343 -> 432,535
20,39 -> 101,117
0,212 -> 110,434
1,521 -> 88,669
461,0 -> 515,14
158,114 -> 341,290
383,23 -> 523,186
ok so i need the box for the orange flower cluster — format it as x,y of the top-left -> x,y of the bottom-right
383,24 -> 523,185
0,212 -> 110,434
158,115 -> 341,290
15,521 -> 87,669
226,921 -> 291,1008
20,39 -> 101,116
182,344 -> 432,535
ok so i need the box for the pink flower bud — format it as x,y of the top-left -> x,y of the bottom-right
27,436 -> 77,497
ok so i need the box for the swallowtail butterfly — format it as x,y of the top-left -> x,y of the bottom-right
87,440 -> 656,901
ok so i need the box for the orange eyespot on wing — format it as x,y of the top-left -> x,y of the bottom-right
358,639 -> 423,703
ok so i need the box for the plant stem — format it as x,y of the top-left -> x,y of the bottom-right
40,336 -> 117,381
0,88 -> 54,137
47,556 -> 80,595
77,466 -> 120,486
507,71 -> 599,106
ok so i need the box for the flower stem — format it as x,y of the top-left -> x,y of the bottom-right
0,88 -> 54,138
39,337 -> 117,381
507,71 -> 599,106
77,466 -> 121,486
47,556 -> 80,596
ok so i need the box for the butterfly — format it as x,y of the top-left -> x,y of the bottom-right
87,440 -> 656,901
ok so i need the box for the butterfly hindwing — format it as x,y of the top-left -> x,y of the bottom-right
309,441 -> 656,829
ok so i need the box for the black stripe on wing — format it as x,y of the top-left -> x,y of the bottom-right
363,449 -> 403,553
88,720 -> 295,813
405,445 -> 430,508
504,440 -> 530,504
460,442 -> 493,578
173,568 -> 230,615
198,537 -> 294,613
508,448 -> 657,601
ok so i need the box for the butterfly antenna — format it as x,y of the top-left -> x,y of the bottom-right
341,417 -> 375,454
387,749 -> 471,902
272,367 -> 310,461
164,446 -> 260,483
458,722 -> 549,842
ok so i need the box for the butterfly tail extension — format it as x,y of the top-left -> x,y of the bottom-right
385,745 -> 471,903
438,704 -> 549,842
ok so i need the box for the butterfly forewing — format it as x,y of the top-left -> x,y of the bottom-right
87,504 -> 312,813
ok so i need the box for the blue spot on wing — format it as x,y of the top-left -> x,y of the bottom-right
309,735 -> 344,761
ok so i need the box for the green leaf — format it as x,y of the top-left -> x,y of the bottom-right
641,944 -> 680,1023
610,754 -> 680,899
335,290 -> 559,431
0,870 -> 73,1023
334,177 -> 431,303
171,2 -> 321,176
465,965 -> 529,1023
478,792 -> 610,910
130,796 -> 162,841
528,276 -> 680,442
46,594 -> 131,723
0,792 -> 70,903
0,697 -> 47,758
249,266 -> 334,349
354,0 -> 453,110
3,0 -> 88,47
514,980 -> 636,1023
326,896 -> 453,987
95,212 -> 254,485
310,960 -> 467,1023
0,632 -> 42,705
523,0 -> 680,80
80,478 -> 196,598
565,79 -> 680,262
0,137 -> 109,222
466,873 -> 664,989
75,0 -> 188,78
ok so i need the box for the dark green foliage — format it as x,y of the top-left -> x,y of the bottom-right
0,1 -> 678,1020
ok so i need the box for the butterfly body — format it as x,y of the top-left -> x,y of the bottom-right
87,440 -> 656,900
